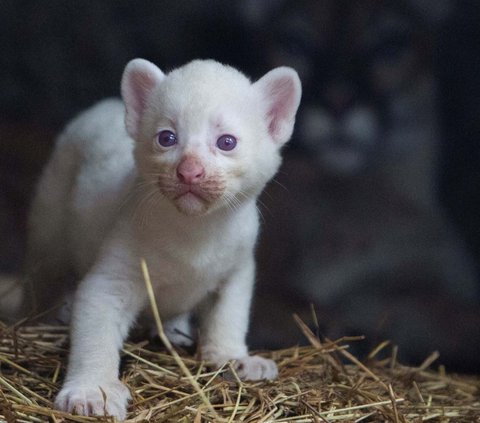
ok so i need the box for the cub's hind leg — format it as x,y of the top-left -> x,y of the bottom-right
22,135 -> 79,322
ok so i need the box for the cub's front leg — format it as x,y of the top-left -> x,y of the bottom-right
198,257 -> 278,380
55,272 -> 145,419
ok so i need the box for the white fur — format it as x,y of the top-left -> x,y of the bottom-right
22,59 -> 301,419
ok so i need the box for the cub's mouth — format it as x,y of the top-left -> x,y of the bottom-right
174,185 -> 207,201
159,178 -> 226,216
173,190 -> 207,215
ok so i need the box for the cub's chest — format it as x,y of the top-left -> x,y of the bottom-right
133,205 -> 258,315
139,216 -> 250,279
146,236 -> 238,284
143,222 -> 241,273
144,243 -> 238,317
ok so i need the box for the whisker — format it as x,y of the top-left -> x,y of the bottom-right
223,193 -> 238,214
116,178 -> 157,214
132,187 -> 161,227
271,177 -> 289,192
255,199 -> 273,223
235,190 -> 269,222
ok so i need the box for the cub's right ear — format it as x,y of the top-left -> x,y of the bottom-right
121,59 -> 165,140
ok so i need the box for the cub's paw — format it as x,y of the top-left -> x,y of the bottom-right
232,355 -> 278,381
161,314 -> 195,347
54,379 -> 131,419
163,325 -> 195,347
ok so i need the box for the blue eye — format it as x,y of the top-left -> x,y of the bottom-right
216,134 -> 237,151
157,130 -> 177,147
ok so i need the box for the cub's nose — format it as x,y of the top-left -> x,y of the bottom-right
176,156 -> 205,185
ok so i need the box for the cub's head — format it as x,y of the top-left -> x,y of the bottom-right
121,59 -> 301,216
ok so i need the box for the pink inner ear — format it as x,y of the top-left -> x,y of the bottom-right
265,76 -> 299,142
127,70 -> 158,115
268,104 -> 283,138
122,60 -> 164,139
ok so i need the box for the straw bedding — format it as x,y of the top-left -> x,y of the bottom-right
0,264 -> 477,422
0,313 -> 478,423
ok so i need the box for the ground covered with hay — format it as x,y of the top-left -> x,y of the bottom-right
0,318 -> 479,423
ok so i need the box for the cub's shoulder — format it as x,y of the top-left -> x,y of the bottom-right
56,98 -> 132,159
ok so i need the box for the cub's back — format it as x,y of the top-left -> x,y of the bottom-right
28,99 -> 135,277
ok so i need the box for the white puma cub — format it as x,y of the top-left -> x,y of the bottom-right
23,59 -> 301,418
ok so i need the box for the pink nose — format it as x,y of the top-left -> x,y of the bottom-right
176,157 -> 205,185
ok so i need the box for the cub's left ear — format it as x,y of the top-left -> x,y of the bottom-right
254,67 -> 302,145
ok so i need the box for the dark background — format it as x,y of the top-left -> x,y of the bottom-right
1,0 -> 479,372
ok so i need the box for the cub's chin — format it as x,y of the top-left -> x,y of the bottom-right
173,192 -> 210,216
